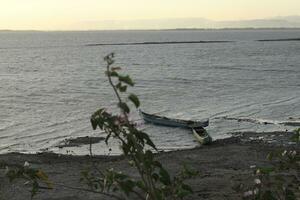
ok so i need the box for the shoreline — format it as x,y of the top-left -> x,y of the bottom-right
0,131 -> 299,200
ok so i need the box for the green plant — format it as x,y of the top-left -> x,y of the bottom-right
243,128 -> 300,200
291,128 -> 300,144
3,161 -> 52,199
86,53 -> 197,200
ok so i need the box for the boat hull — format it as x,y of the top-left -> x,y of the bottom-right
192,129 -> 212,144
140,110 -> 209,128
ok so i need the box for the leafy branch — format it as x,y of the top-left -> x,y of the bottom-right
87,53 -> 197,200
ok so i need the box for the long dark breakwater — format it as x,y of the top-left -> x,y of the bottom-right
86,40 -> 233,46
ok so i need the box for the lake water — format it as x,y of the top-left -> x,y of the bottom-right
0,29 -> 299,155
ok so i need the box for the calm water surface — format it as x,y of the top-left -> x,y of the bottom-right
0,30 -> 299,155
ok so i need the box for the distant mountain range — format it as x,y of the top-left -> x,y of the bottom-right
1,16 -> 300,31
76,16 -> 300,30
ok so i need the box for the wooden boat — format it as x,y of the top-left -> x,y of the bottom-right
192,127 -> 212,145
139,110 -> 209,128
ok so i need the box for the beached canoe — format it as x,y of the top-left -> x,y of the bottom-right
192,127 -> 212,145
139,110 -> 209,128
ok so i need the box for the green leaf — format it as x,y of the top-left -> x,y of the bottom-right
128,94 -> 140,108
259,167 -> 274,174
106,71 -> 119,77
159,167 -> 171,185
31,181 -> 39,199
291,130 -> 300,142
118,85 -> 127,92
104,56 -> 114,65
141,132 -> 156,150
104,53 -> 114,63
114,173 -> 128,180
119,75 -> 134,86
136,181 -> 146,191
116,82 -> 127,92
118,102 -> 130,113
177,191 -> 190,198
111,67 -> 122,71
122,144 -> 130,155
91,108 -> 104,118
91,118 -> 97,130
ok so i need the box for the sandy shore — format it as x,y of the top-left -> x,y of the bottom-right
0,131 -> 299,200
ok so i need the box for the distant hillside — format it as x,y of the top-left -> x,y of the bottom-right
75,16 -> 300,30
216,16 -> 300,28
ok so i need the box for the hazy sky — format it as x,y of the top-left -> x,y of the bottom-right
1,0 -> 300,30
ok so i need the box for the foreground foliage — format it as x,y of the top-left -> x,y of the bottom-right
1,161 -> 52,200
243,128 -> 300,200
86,53 -> 197,200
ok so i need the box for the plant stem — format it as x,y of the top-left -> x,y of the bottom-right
106,63 -> 129,123
105,57 -> 158,200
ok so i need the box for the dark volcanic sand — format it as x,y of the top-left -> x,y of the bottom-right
0,131 -> 299,200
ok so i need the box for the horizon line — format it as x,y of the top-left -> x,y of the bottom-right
1,27 -> 300,32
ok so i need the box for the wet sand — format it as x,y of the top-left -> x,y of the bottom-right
0,131 -> 299,200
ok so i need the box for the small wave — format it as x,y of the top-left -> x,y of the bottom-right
262,96 -> 299,106
259,69 -> 300,73
212,66 -> 299,73
230,130 -> 297,147
45,117 -> 87,128
14,129 -> 58,140
0,122 -> 22,132
217,116 -> 276,125
217,116 -> 300,126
